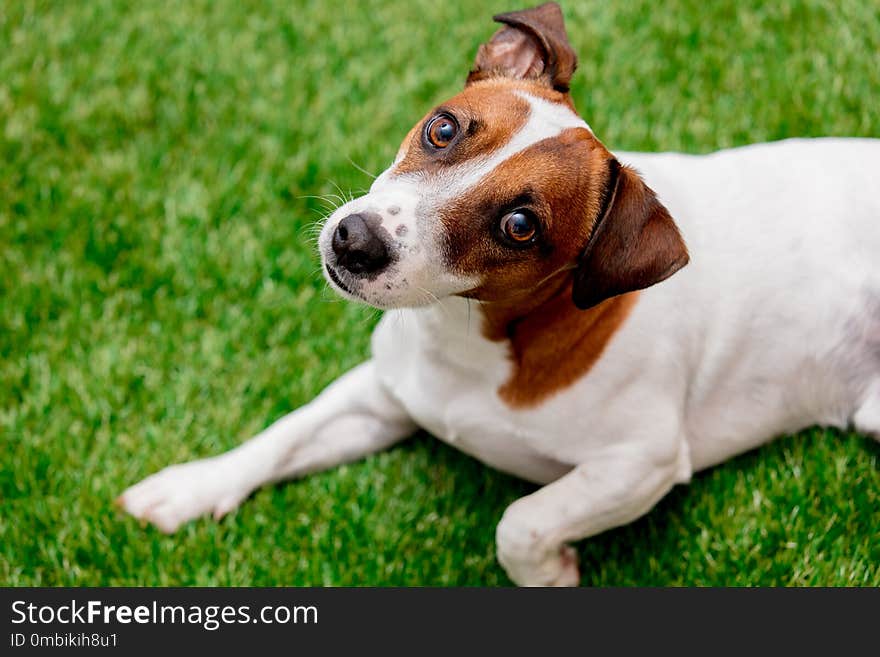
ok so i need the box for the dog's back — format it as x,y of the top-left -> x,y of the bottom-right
623,137 -> 880,467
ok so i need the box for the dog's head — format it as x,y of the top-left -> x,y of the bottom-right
319,2 -> 688,311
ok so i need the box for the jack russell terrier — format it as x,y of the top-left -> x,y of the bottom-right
119,3 -> 880,586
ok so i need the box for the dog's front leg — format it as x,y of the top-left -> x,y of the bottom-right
496,440 -> 690,586
118,361 -> 416,533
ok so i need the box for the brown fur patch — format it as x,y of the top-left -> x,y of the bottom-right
441,126 -> 612,302
392,81 -> 532,176
481,281 -> 639,407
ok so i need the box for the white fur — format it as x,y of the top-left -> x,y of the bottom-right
120,135 -> 880,586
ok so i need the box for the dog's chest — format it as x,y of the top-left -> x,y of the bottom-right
370,305 -> 575,483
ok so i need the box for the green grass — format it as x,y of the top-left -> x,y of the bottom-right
1,0 -> 878,586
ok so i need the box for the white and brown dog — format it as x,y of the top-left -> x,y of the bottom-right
120,3 -> 880,585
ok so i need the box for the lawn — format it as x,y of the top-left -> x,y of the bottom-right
1,0 -> 878,586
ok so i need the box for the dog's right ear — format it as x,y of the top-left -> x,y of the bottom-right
466,2 -> 577,93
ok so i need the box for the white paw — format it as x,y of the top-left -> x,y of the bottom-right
117,456 -> 250,533
499,539 -> 582,587
511,544 -> 581,587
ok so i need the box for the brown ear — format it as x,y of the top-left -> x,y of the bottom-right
466,2 -> 577,92
572,160 -> 689,310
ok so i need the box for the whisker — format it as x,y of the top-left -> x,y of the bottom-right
329,181 -> 351,205
325,193 -> 346,207
529,262 -> 578,291
297,194 -> 343,209
348,157 -> 378,180
416,286 -> 452,323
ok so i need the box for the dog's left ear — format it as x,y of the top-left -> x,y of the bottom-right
572,160 -> 690,310
466,2 -> 577,92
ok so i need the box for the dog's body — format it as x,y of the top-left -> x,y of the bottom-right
377,138 -> 880,482
120,4 -> 880,585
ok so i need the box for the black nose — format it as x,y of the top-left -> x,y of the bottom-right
332,213 -> 391,275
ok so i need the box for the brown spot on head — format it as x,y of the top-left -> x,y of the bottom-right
440,126 -> 611,306
431,124 -> 688,313
392,83 -> 533,177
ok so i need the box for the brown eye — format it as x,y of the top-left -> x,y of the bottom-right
426,115 -> 458,148
500,209 -> 538,244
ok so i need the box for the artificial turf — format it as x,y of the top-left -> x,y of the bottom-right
1,0 -> 878,586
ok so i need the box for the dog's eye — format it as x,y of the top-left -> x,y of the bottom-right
500,209 -> 538,244
426,115 -> 458,148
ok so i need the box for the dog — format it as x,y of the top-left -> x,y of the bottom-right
119,2 -> 880,586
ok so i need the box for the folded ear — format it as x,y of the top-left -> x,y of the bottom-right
572,160 -> 690,310
466,2 -> 577,92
